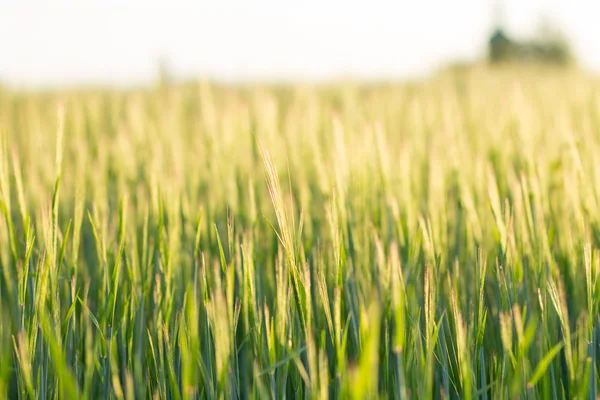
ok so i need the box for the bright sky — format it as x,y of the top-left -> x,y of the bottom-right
1,1 -> 599,87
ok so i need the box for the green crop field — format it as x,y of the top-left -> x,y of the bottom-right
0,66 -> 598,399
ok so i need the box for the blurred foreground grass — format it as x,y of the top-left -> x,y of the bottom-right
0,66 -> 599,398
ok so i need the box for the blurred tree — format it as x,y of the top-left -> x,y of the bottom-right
527,17 -> 573,64
487,22 -> 573,65
487,2 -> 573,66
489,28 -> 514,62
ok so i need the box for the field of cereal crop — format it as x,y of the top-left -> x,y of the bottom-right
0,66 -> 599,398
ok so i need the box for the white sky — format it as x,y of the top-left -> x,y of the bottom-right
0,1 -> 599,87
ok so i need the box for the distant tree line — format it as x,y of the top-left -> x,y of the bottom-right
488,22 -> 573,65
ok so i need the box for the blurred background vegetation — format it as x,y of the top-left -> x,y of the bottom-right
488,19 -> 573,65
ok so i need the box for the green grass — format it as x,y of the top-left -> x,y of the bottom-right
0,66 -> 599,398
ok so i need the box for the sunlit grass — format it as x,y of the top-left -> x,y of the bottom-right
0,66 -> 598,398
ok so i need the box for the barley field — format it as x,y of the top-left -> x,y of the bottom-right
0,66 -> 599,399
